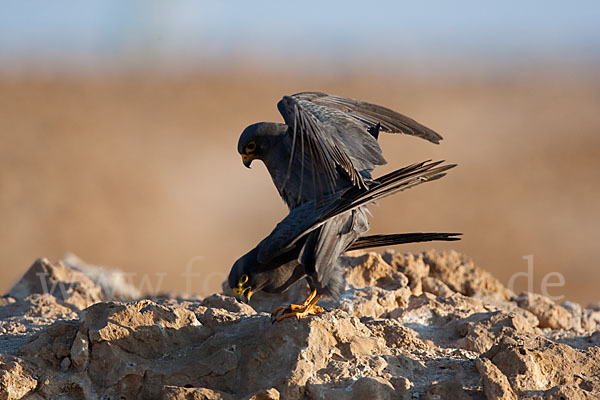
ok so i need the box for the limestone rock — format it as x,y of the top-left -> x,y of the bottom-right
475,358 -> 517,400
63,253 -> 141,300
0,355 -> 37,400
425,378 -> 472,400
342,252 -> 408,290
339,286 -> 411,318
69,331 -> 89,371
243,388 -> 280,400
161,386 -> 235,400
422,276 -> 455,298
455,311 -> 538,353
382,250 -> 429,296
423,250 -> 514,300
515,292 -> 575,330
1,252 -> 599,399
9,258 -> 103,311
307,376 -> 396,400
484,336 -> 600,394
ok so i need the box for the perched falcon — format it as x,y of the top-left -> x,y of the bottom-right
228,160 -> 459,322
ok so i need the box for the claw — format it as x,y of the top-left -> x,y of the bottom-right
270,289 -> 317,319
271,290 -> 324,323
274,303 -> 324,322
270,303 -> 304,318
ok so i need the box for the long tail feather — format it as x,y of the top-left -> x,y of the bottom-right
324,160 -> 456,219
347,232 -> 462,251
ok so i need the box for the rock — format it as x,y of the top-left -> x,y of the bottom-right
423,250 -> 514,300
484,336 -> 600,394
0,355 -> 37,400
561,301 -> 583,331
383,251 -> 429,296
0,293 -> 78,355
384,250 -> 514,301
425,378 -> 472,400
544,385 -> 598,400
582,308 -> 600,332
364,318 -> 429,351
63,253 -> 141,300
422,277 -> 455,298
200,294 -> 255,315
9,258 -> 103,311
342,252 -> 408,290
161,386 -> 235,400
1,252 -> 600,399
455,311 -> 537,353
243,388 -> 280,400
70,331 -> 89,371
196,294 -> 257,329
307,376 -> 396,400
19,321 -> 78,370
339,286 -> 411,318
515,292 -> 575,330
59,356 -> 71,371
475,358 -> 517,400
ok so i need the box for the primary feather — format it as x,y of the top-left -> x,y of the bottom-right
231,161 -> 456,300
238,92 -> 443,209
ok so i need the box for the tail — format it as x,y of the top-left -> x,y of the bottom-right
347,232 -> 461,251
323,160 -> 456,219
265,160 -> 457,261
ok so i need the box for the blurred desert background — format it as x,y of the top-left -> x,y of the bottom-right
1,1 -> 599,304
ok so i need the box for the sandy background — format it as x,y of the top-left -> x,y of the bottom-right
1,68 -> 598,303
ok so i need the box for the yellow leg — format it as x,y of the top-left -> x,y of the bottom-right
270,289 -> 317,318
273,293 -> 324,323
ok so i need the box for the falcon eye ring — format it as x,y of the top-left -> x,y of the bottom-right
240,274 -> 249,284
245,141 -> 256,153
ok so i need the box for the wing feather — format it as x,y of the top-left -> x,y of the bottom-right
256,160 -> 456,264
292,91 -> 443,144
278,96 -> 366,204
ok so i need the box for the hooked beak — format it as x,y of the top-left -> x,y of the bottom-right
241,153 -> 254,168
234,287 -> 253,304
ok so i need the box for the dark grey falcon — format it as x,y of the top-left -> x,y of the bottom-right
238,91 -> 443,209
229,160 -> 459,322
234,92 -> 455,320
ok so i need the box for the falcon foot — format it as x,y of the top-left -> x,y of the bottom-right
271,289 -> 324,323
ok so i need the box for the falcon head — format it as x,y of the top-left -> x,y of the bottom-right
238,122 -> 287,168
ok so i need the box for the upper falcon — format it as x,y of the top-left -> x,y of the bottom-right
237,92 -> 443,209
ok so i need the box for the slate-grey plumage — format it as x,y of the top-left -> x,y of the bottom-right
229,160 -> 458,321
238,92 -> 443,208
232,92 -> 457,321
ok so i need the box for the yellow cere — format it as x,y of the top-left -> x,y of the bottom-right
233,274 -> 252,299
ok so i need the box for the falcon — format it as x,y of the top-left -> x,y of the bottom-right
238,91 -> 443,209
229,160 -> 459,322
233,93 -> 456,321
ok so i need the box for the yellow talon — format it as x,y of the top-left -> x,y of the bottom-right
271,289 -> 324,323
270,289 -> 317,317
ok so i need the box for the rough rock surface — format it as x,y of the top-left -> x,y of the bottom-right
1,250 -> 599,399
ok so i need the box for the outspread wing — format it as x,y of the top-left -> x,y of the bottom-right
277,95 -> 366,205
292,92 -> 443,144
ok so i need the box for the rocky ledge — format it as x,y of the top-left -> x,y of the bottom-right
1,250 -> 599,400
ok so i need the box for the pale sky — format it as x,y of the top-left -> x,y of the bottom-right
1,1 -> 599,73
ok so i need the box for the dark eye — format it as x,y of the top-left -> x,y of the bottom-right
246,141 -> 256,153
240,274 -> 249,284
